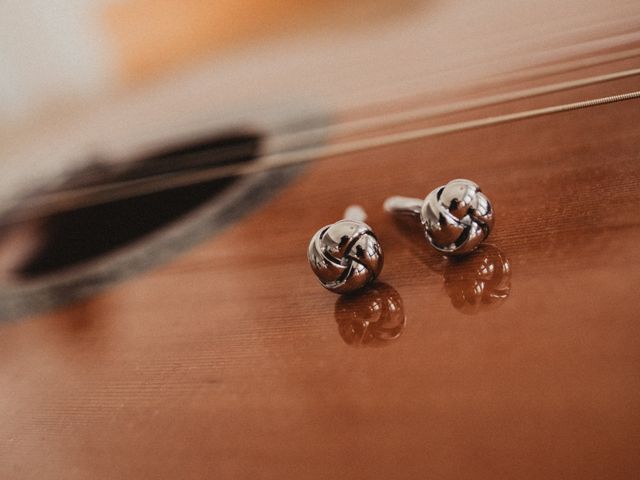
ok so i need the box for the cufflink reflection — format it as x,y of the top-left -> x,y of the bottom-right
443,244 -> 511,315
334,282 -> 405,347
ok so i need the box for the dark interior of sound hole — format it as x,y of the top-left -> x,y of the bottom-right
14,133 -> 260,279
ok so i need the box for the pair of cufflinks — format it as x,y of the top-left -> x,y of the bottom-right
308,179 -> 494,294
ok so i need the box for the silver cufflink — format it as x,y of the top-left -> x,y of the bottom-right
384,178 -> 494,256
308,206 -> 383,294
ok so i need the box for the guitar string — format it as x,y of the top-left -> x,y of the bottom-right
294,45 -> 640,134
32,64 -> 640,207
6,47 -> 640,218
267,65 -> 640,152
7,86 -> 640,227
275,29 -> 640,130
264,45 -> 640,148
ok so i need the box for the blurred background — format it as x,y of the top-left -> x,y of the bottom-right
0,0 -> 418,132
4,0 -> 638,140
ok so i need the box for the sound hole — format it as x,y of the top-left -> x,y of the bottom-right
2,133 -> 259,280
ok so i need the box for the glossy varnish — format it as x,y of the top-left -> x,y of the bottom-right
0,88 -> 639,479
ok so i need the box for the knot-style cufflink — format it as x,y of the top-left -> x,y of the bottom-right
308,206 -> 383,294
384,178 -> 494,256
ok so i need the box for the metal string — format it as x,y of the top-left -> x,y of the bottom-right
8,85 -> 640,226
267,66 -> 640,151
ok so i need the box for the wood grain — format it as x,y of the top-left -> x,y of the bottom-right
0,84 -> 639,479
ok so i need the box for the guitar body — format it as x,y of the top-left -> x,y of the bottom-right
0,2 -> 639,479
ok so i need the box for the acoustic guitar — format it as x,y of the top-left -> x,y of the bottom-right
0,1 -> 639,478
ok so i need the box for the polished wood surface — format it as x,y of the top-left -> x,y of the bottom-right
1,85 -> 639,479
